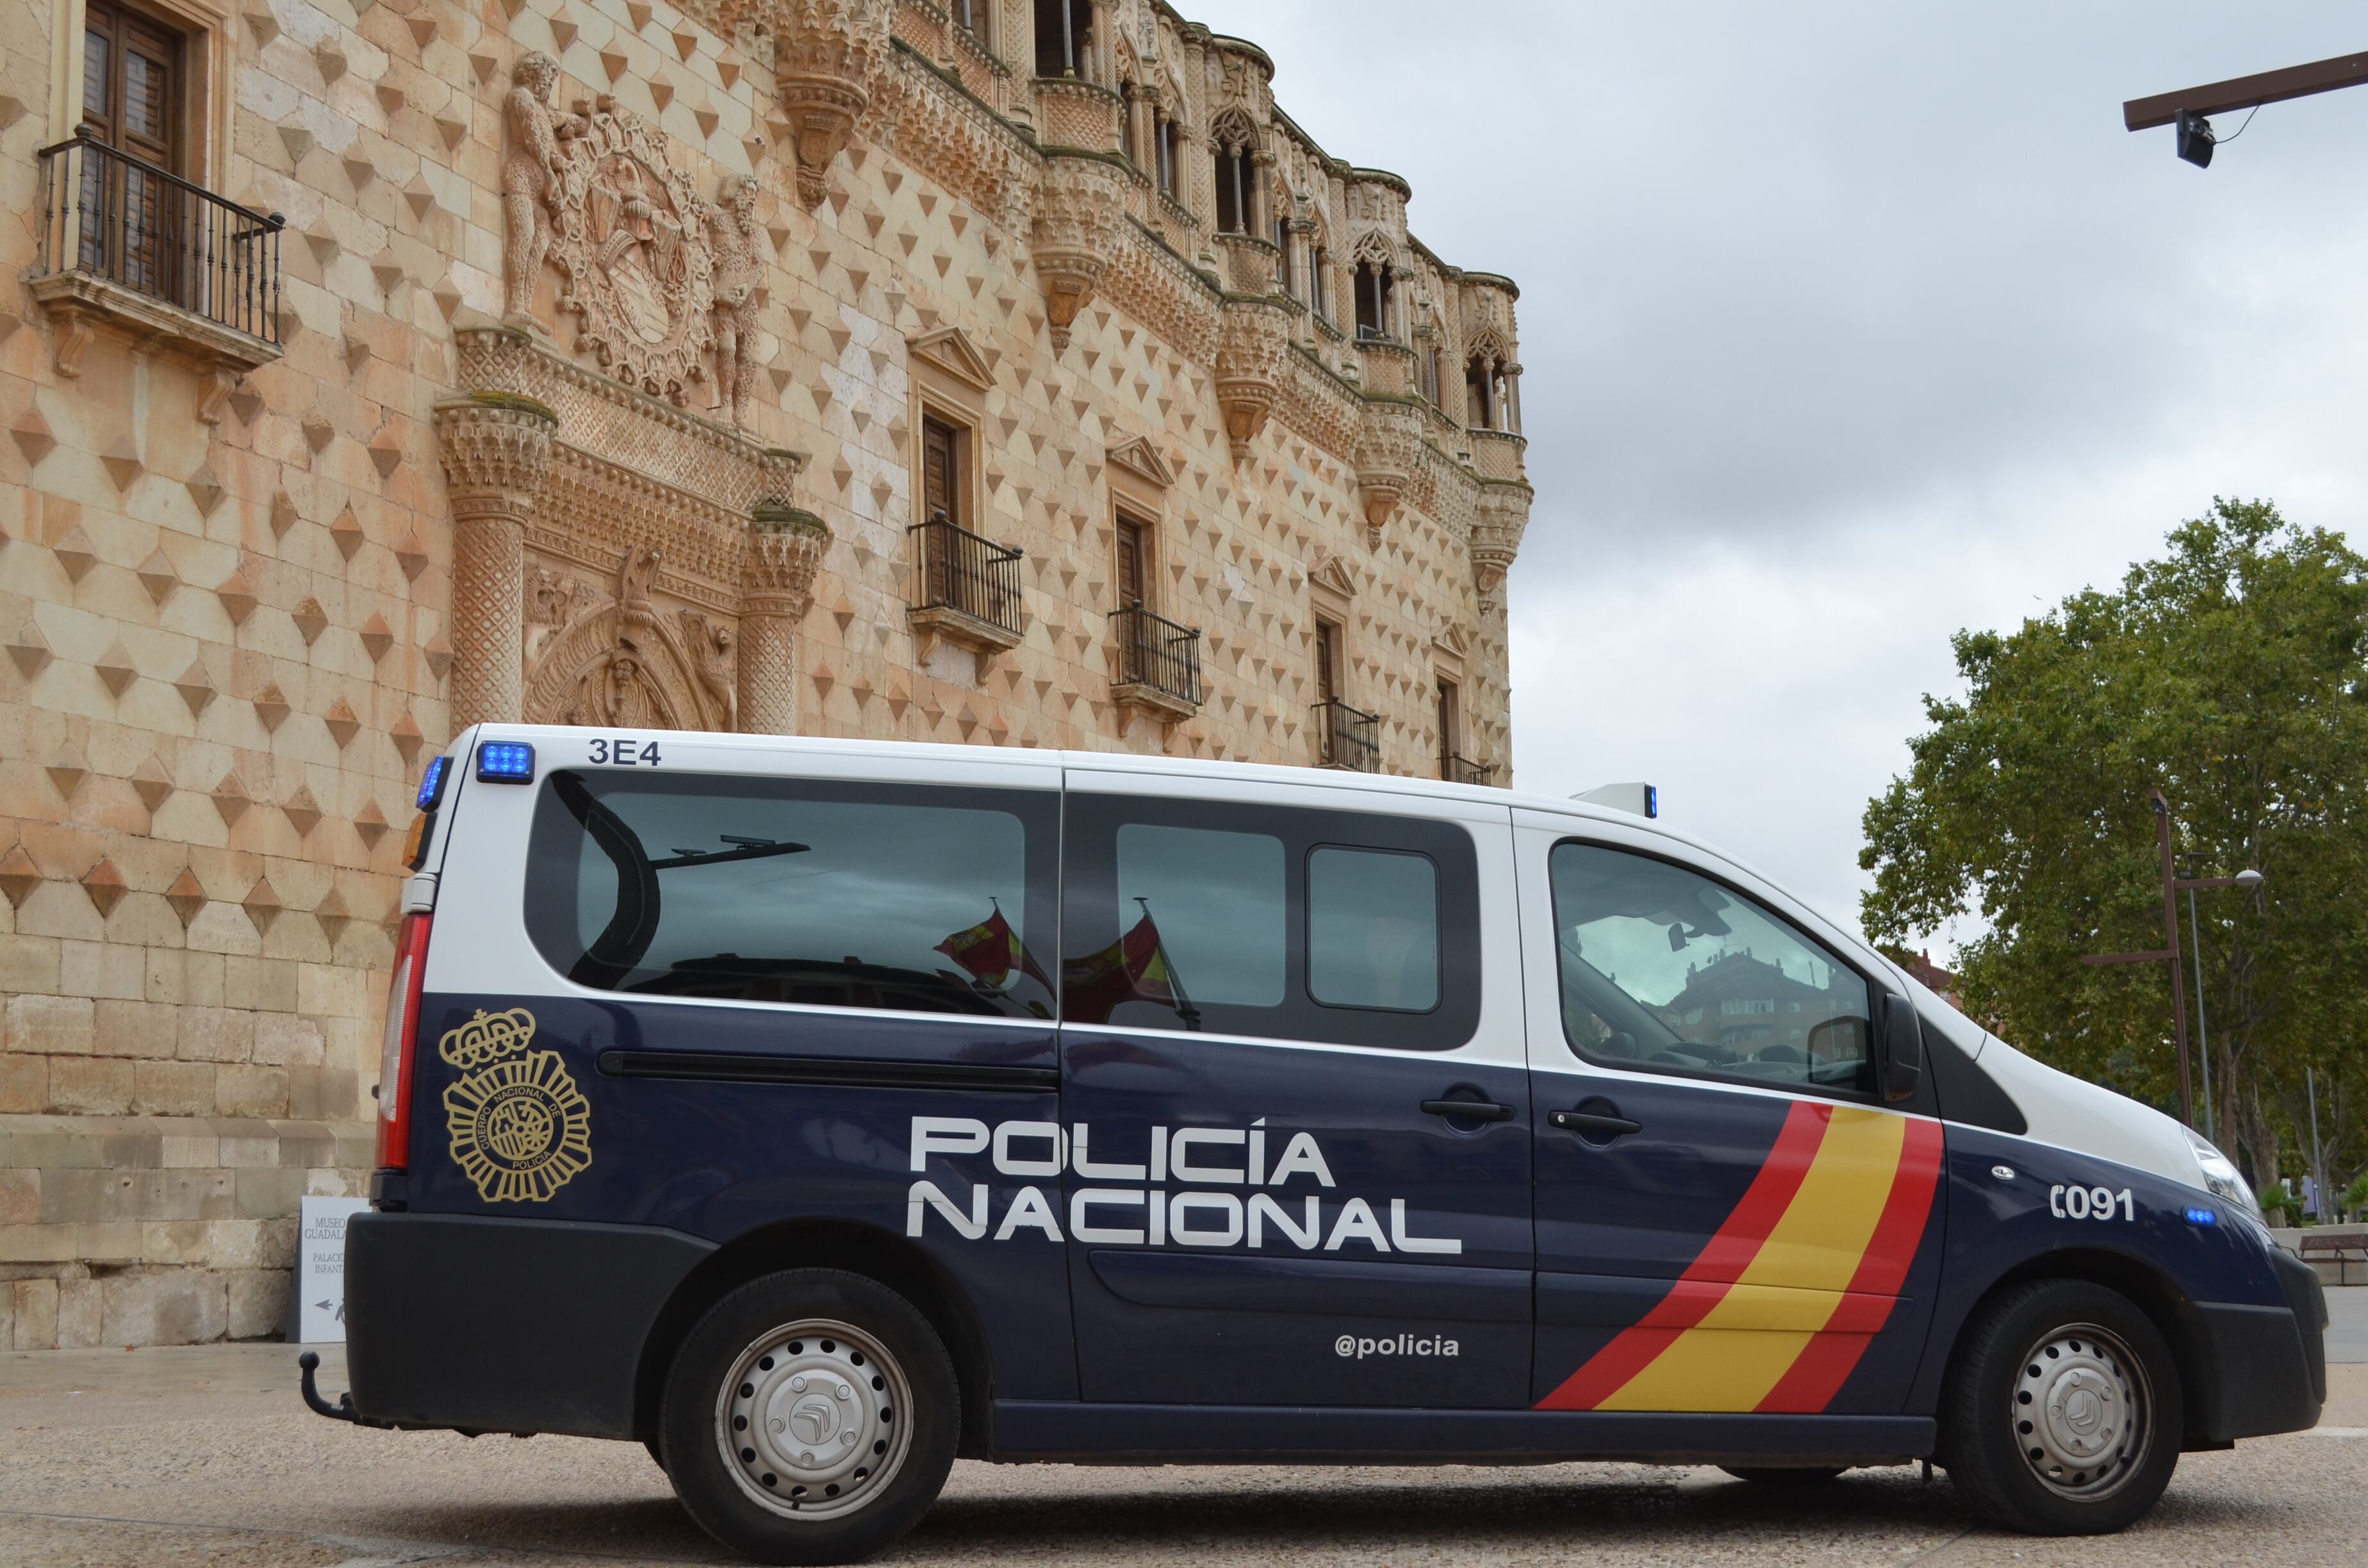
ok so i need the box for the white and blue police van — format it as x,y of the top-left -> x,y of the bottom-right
305,725 -> 2326,1564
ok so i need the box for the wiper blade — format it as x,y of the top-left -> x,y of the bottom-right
650,839 -> 811,871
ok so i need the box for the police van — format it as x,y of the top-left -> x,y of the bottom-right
311,725 -> 2326,1564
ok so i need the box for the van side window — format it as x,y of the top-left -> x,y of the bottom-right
1064,796 -> 1479,1049
524,772 -> 1057,1020
1547,842 -> 1875,1097
1308,847 -> 1440,1011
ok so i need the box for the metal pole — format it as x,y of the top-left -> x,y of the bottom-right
2151,790 -> 2194,1127
2188,886 -> 2214,1143
2308,1066 -> 2324,1221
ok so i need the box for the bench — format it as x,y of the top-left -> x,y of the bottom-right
2299,1230 -> 2368,1287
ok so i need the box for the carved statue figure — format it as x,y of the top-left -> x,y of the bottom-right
501,54 -> 585,329
682,610 -> 739,731
709,175 -> 764,429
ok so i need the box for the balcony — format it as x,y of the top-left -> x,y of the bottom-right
908,514 -> 1025,666
1110,603 -> 1203,719
1444,753 -> 1495,787
31,128 -> 284,401
1314,699 -> 1381,772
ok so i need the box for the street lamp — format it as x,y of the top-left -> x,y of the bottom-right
2080,788 -> 2264,1127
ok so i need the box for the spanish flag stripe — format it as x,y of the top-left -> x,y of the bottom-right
1538,1103 -> 1947,1416
1752,1115 -> 1945,1413
1599,1108 -> 1905,1411
1534,1099 -> 1831,1410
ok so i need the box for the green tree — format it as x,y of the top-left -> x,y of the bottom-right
1861,500 -> 2368,1199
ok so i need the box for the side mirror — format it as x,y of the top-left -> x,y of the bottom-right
1879,993 -> 1925,1104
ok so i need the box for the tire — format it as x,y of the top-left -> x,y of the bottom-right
1720,1466 -> 1847,1485
659,1269 -> 959,1565
1942,1279 -> 2182,1535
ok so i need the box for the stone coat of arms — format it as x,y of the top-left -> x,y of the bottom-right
504,54 -> 748,416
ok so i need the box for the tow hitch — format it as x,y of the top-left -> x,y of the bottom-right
298,1350 -> 395,1428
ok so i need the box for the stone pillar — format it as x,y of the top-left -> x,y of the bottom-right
434,393 -> 557,731
737,506 -> 830,735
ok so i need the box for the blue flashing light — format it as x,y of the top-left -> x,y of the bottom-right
1644,785 -> 1659,820
415,755 -> 451,811
2184,1207 -> 2217,1227
476,741 -> 537,783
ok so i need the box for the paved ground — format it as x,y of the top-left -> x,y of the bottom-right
1,1292 -> 2361,1568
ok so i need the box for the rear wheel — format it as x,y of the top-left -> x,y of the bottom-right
1943,1279 -> 2180,1535
660,1269 -> 958,1565
1720,1466 -> 1847,1485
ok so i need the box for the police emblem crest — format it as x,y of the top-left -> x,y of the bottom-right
438,1008 -> 593,1204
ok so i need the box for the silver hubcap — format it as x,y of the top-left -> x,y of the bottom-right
715,1318 -> 911,1522
2011,1321 -> 2150,1499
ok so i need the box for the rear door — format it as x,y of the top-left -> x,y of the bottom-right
1058,771 -> 1533,1407
420,734 -> 1080,1401
1515,811 -> 1948,1415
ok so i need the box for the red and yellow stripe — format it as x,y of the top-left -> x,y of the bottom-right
1536,1101 -> 1944,1414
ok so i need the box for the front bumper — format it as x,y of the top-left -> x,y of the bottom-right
2191,1246 -> 2327,1444
343,1211 -> 714,1439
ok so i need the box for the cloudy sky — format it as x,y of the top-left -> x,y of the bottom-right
1183,1 -> 2368,951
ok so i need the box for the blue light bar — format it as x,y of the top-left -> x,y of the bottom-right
415,755 -> 451,812
476,741 -> 537,783
1644,785 -> 1659,820
2184,1207 -> 2217,1227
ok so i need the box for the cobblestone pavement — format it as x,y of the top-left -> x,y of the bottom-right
1,1300 -> 2361,1568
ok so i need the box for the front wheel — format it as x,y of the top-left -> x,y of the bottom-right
1942,1279 -> 2181,1535
660,1269 -> 959,1565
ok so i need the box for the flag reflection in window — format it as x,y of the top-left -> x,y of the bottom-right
525,771 -> 1055,1018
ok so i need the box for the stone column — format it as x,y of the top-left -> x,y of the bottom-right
434,393 -> 557,731
737,506 -> 830,735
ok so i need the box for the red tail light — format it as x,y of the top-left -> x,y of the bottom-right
376,911 -> 433,1169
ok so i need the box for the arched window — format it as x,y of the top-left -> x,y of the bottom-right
1354,261 -> 1393,340
1033,0 -> 1092,78
1211,113 -> 1257,234
1274,211 -> 1293,295
1420,344 -> 1443,405
1119,79 -> 1137,163
1155,115 -> 1179,200
1311,245 -> 1330,323
1465,354 -> 1495,427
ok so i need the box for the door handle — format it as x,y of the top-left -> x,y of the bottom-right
1549,1109 -> 1642,1138
1421,1098 -> 1516,1122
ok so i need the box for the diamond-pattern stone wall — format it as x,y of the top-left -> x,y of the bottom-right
0,0 -> 1532,1345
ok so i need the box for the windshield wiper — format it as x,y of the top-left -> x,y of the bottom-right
652,837 -> 810,871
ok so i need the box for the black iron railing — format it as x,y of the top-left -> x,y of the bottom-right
910,513 -> 1023,639
35,127 -> 284,344
1112,603 -> 1203,708
1445,753 -> 1494,787
1314,698 -> 1380,772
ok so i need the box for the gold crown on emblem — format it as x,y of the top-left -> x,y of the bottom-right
438,1006 -> 537,1070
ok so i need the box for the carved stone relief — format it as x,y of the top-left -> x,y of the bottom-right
525,546 -> 727,731
502,56 -> 781,429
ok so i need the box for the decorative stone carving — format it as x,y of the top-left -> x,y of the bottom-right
1032,156 -> 1126,354
773,0 -> 890,209
1354,397 -> 1425,545
554,102 -> 719,406
1214,295 -> 1291,462
1470,487 -> 1531,599
436,392 -> 559,730
709,175 -> 764,428
504,56 -> 741,416
500,53 -> 586,330
738,505 -> 830,735
525,546 -> 722,730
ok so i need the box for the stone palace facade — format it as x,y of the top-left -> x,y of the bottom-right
0,0 -> 1532,1345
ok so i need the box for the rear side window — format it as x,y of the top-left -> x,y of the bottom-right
1547,842 -> 1874,1097
524,771 -> 1058,1019
1063,794 -> 1479,1049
